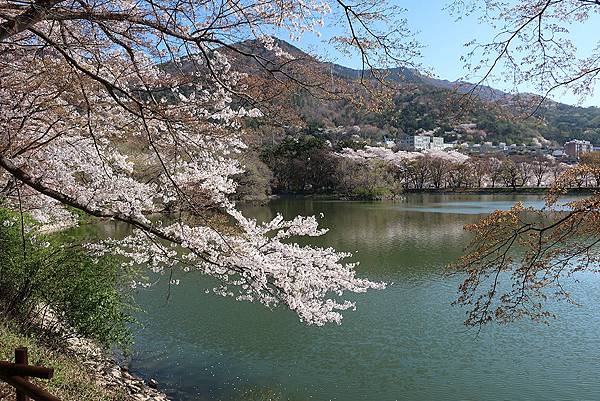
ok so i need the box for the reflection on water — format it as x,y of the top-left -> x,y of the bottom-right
127,195 -> 600,401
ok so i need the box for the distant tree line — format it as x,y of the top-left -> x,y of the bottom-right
393,154 -> 562,190
237,135 -> 600,200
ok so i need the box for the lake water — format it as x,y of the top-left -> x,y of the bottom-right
128,194 -> 600,401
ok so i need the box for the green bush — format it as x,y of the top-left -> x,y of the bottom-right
0,208 -> 135,350
336,158 -> 402,200
352,186 -> 392,200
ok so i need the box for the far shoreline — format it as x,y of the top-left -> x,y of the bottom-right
260,187 -> 599,202
404,187 -> 598,195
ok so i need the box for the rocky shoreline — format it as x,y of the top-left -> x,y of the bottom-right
35,305 -> 171,401
65,336 -> 170,401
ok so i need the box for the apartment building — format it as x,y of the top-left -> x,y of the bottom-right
399,135 -> 445,151
564,139 -> 593,158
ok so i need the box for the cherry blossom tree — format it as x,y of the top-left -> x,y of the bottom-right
0,0 -> 420,325
449,0 -> 600,327
337,146 -> 469,168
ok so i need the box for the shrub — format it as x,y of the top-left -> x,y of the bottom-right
0,208 -> 136,350
335,158 -> 402,199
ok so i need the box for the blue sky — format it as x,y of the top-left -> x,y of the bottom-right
278,1 -> 600,107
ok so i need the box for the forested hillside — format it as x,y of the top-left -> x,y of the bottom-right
222,38 -> 600,146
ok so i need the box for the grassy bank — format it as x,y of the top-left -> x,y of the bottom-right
0,319 -> 125,401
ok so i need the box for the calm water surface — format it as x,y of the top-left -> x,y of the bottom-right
128,194 -> 600,401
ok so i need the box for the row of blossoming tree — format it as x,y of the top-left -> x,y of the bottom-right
260,137 -> 592,198
337,146 -> 600,191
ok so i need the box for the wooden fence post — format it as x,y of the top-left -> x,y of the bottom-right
0,346 -> 60,401
15,347 -> 29,401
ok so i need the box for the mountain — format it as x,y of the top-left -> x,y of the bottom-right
170,37 -> 600,146
329,63 -> 511,102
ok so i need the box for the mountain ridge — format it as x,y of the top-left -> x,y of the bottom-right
168,37 -> 600,145
278,37 -> 600,144
266,38 -> 600,113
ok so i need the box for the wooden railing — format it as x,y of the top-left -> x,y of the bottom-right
0,347 -> 61,401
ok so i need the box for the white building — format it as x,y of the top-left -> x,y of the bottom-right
431,137 -> 445,150
399,135 -> 445,151
564,139 -> 593,158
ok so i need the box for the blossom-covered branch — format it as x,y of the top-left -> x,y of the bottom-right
451,170 -> 600,327
0,0 -> 411,324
